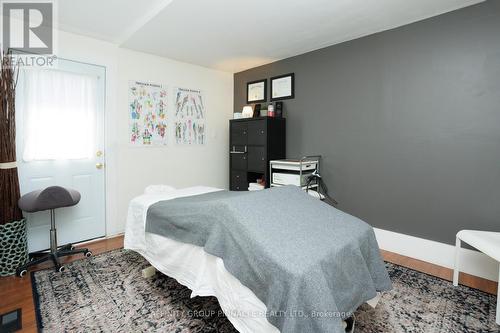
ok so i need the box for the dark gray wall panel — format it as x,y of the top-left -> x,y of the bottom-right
233,1 -> 500,245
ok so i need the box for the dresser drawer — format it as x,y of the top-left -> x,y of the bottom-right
230,122 -> 247,146
247,146 -> 266,172
231,171 -> 247,191
247,120 -> 267,145
230,152 -> 247,171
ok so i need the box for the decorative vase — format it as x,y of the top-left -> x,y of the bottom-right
0,218 -> 28,276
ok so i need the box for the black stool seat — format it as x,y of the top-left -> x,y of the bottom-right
18,186 -> 81,212
16,186 -> 91,277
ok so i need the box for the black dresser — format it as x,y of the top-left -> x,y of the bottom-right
229,117 -> 286,191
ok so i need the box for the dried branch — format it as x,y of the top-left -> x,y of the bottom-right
0,51 -> 23,224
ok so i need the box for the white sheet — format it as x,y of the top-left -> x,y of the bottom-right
124,186 -> 380,333
124,186 -> 280,333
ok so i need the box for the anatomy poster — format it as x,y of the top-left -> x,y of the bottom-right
174,87 -> 206,145
129,81 -> 168,146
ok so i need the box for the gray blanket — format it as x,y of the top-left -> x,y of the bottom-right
146,186 -> 392,333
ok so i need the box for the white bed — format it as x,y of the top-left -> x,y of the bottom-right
124,186 -> 380,333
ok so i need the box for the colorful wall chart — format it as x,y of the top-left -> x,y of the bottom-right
129,81 -> 168,146
174,87 -> 206,145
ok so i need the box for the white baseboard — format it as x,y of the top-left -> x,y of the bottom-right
374,228 -> 499,282
105,232 -> 125,239
77,233 -> 124,246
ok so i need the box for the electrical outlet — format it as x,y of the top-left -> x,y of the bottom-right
0,309 -> 22,332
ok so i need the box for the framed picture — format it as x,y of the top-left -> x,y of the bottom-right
247,79 -> 267,103
270,73 -> 295,101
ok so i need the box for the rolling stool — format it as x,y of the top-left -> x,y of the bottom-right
16,186 -> 92,277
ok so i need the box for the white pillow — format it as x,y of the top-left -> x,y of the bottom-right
144,185 -> 176,195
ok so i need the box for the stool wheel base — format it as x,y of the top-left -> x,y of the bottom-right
16,269 -> 27,277
16,246 -> 91,277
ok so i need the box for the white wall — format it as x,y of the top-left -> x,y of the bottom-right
55,30 -> 233,236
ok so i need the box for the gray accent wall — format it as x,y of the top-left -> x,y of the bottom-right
233,1 -> 500,245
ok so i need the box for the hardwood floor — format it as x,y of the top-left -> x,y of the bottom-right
381,249 -> 498,295
0,235 -> 497,333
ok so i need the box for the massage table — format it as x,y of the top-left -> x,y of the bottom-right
124,186 -> 390,333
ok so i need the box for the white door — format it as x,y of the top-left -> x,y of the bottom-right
16,59 -> 106,252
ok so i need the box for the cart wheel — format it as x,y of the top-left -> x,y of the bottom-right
85,251 -> 93,257
58,265 -> 65,273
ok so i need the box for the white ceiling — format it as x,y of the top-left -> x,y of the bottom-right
56,0 -> 484,73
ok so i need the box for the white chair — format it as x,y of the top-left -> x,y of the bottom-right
453,230 -> 500,325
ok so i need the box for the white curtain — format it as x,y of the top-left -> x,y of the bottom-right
22,69 -> 98,161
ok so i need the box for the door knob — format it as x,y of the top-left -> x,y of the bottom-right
96,163 -> 104,169
96,150 -> 103,157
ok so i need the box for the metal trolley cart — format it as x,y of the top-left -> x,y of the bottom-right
270,155 -> 321,190
270,155 -> 337,205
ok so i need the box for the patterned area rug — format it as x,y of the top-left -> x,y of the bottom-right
31,249 -> 499,332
